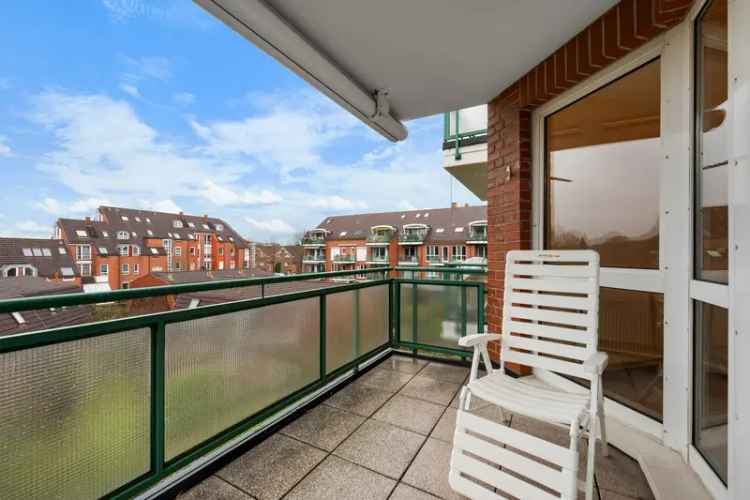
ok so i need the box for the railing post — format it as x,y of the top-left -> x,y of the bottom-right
320,295 -> 326,380
461,286 -> 467,338
478,283 -> 485,333
151,321 -> 166,476
412,283 -> 418,349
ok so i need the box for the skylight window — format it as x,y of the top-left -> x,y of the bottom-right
32,248 -> 43,257
102,231 -> 109,238
167,232 -> 173,238
188,222 -> 195,228
147,230 -> 154,236
58,247 -> 67,255
146,218 -> 151,224
11,312 -> 25,325
135,216 -> 141,222
174,233 -> 181,239
216,224 -> 224,231
22,248 -> 32,256
340,231 -> 347,236
61,267 -> 74,277
424,213 -> 429,218
229,237 -> 235,242
98,247 -> 108,255
188,298 -> 201,309
415,213 -> 421,218
121,216 -> 129,221
173,220 -> 183,228
76,230 -> 88,238
454,227 -> 464,232
42,248 -> 52,257
202,224 -> 210,230
436,228 -> 445,233
188,234 -> 194,240
400,214 -> 406,219
132,231 -> 137,237
150,248 -> 158,255
217,236 -> 224,241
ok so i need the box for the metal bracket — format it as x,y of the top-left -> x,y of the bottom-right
372,89 -> 391,119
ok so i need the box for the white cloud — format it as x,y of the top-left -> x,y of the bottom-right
37,196 -> 111,216
0,135 -> 11,156
101,0 -> 212,28
173,92 -> 195,105
202,181 -> 282,206
121,55 -> 172,82
397,200 -> 417,211
142,199 -> 183,214
245,217 -> 295,235
308,195 -> 367,211
1,220 -> 53,238
119,83 -> 140,98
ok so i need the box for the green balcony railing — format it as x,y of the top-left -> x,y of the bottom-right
426,255 -> 442,263
443,110 -> 488,161
366,233 -> 393,244
301,236 -> 326,245
0,266 -> 484,499
333,254 -> 355,262
303,253 -> 326,262
468,229 -> 487,241
368,253 -> 389,262
398,231 -> 428,243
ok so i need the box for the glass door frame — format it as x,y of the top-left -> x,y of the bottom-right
530,34 -> 687,442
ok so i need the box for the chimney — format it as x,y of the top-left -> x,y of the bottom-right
85,216 -> 91,225
464,203 -> 469,207
451,202 -> 458,208
179,211 -> 184,216
203,214 -> 208,220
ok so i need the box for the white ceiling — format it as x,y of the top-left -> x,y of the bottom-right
263,0 -> 618,120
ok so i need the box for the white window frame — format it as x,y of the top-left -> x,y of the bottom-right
133,263 -> 140,274
75,244 -> 92,261
79,262 -> 91,277
121,263 -> 129,275
175,247 -> 182,257
118,244 -> 129,257
100,263 -> 108,275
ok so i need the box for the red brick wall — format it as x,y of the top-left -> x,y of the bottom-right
486,0 -> 693,365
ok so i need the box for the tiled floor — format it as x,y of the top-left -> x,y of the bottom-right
178,354 -> 655,500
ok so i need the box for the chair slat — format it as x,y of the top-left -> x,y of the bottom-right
510,277 -> 595,294
505,305 -> 594,328
508,291 -> 591,310
503,335 -> 590,360
509,262 -> 597,278
503,350 -> 587,378
504,319 -> 594,345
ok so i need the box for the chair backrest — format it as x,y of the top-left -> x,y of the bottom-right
501,250 -> 600,381
449,410 -> 579,500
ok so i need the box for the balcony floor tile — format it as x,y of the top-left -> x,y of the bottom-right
419,362 -> 470,384
333,419 -> 425,479
178,475 -> 253,500
372,394 -> 445,436
355,366 -> 415,392
216,433 -> 325,500
324,383 -> 393,417
389,483 -> 441,500
284,455 -> 395,500
402,437 -> 467,500
280,404 -> 365,452
377,355 -> 428,375
399,375 -> 462,406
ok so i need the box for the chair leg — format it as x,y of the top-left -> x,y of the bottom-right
598,375 -> 609,457
585,422 -> 596,500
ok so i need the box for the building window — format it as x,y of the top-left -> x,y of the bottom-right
121,282 -> 130,289
117,230 -> 129,240
173,220 -> 183,228
118,245 -> 129,256
442,246 -> 449,261
215,224 -> 224,231
426,245 -> 439,261
133,263 -> 140,274
189,247 -> 195,255
22,248 -> 32,257
219,247 -> 224,255
121,263 -> 129,274
58,247 -> 67,255
452,245 -> 466,261
229,260 -> 235,269
175,247 -> 182,257
100,264 -> 108,275
75,245 -> 91,261
75,230 -> 88,238
545,58 -> 661,269
132,245 -> 140,256
475,245 -> 487,258
79,262 -> 91,277
175,261 -> 183,271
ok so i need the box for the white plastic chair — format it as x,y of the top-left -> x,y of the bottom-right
457,250 -> 608,500
450,388 -> 579,500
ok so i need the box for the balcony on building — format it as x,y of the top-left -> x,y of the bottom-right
302,248 -> 326,264
443,106 -> 488,201
367,247 -> 389,265
398,224 -> 430,245
466,220 -> 488,244
366,225 -> 396,246
302,229 -> 328,247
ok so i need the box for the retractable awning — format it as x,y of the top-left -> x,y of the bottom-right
196,0 -> 617,141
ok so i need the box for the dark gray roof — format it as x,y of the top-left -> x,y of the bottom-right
0,237 -> 79,278
0,278 -> 93,336
174,279 -> 343,308
57,218 -> 169,256
150,269 -> 273,284
310,205 -> 487,243
98,206 -> 250,247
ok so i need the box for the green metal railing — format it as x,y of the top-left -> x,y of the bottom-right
398,231 -> 428,243
368,253 -> 389,263
302,252 -> 326,262
468,229 -> 488,241
301,236 -> 326,245
0,266 -> 484,499
366,233 -> 393,244
333,254 -> 355,262
443,110 -> 488,161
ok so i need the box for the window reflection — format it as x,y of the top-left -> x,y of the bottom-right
545,59 -> 661,269
696,0 -> 729,284
694,301 -> 728,483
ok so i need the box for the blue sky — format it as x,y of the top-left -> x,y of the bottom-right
0,0 -> 480,243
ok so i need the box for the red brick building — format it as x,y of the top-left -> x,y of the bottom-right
301,204 -> 487,273
56,206 -> 251,289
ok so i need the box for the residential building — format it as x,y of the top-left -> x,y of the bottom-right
0,237 -> 80,283
302,204 -> 487,273
55,206 -> 252,290
443,105 -> 488,200
252,243 -> 304,274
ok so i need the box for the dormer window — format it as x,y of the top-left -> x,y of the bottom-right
173,220 -> 183,228
117,230 -> 129,240
32,248 -> 43,257
132,245 -> 140,256
102,230 -> 109,238
58,247 -> 67,255
150,248 -> 158,255
76,230 -> 88,238
188,222 -> 195,228
215,224 -> 224,231
118,245 -> 129,256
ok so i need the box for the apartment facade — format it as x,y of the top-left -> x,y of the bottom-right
252,243 -> 304,274
56,206 -> 251,290
301,204 -> 487,274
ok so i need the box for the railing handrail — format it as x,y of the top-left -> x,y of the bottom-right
0,267 -> 392,313
393,266 -> 486,274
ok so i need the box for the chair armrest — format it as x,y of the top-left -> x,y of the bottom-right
583,352 -> 608,375
458,333 -> 502,348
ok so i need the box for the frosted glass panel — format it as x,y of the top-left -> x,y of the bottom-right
466,286 -> 480,336
165,298 -> 320,459
326,291 -> 355,373
416,284 -> 464,349
399,284 -> 414,342
0,329 -> 151,500
359,285 -> 389,354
